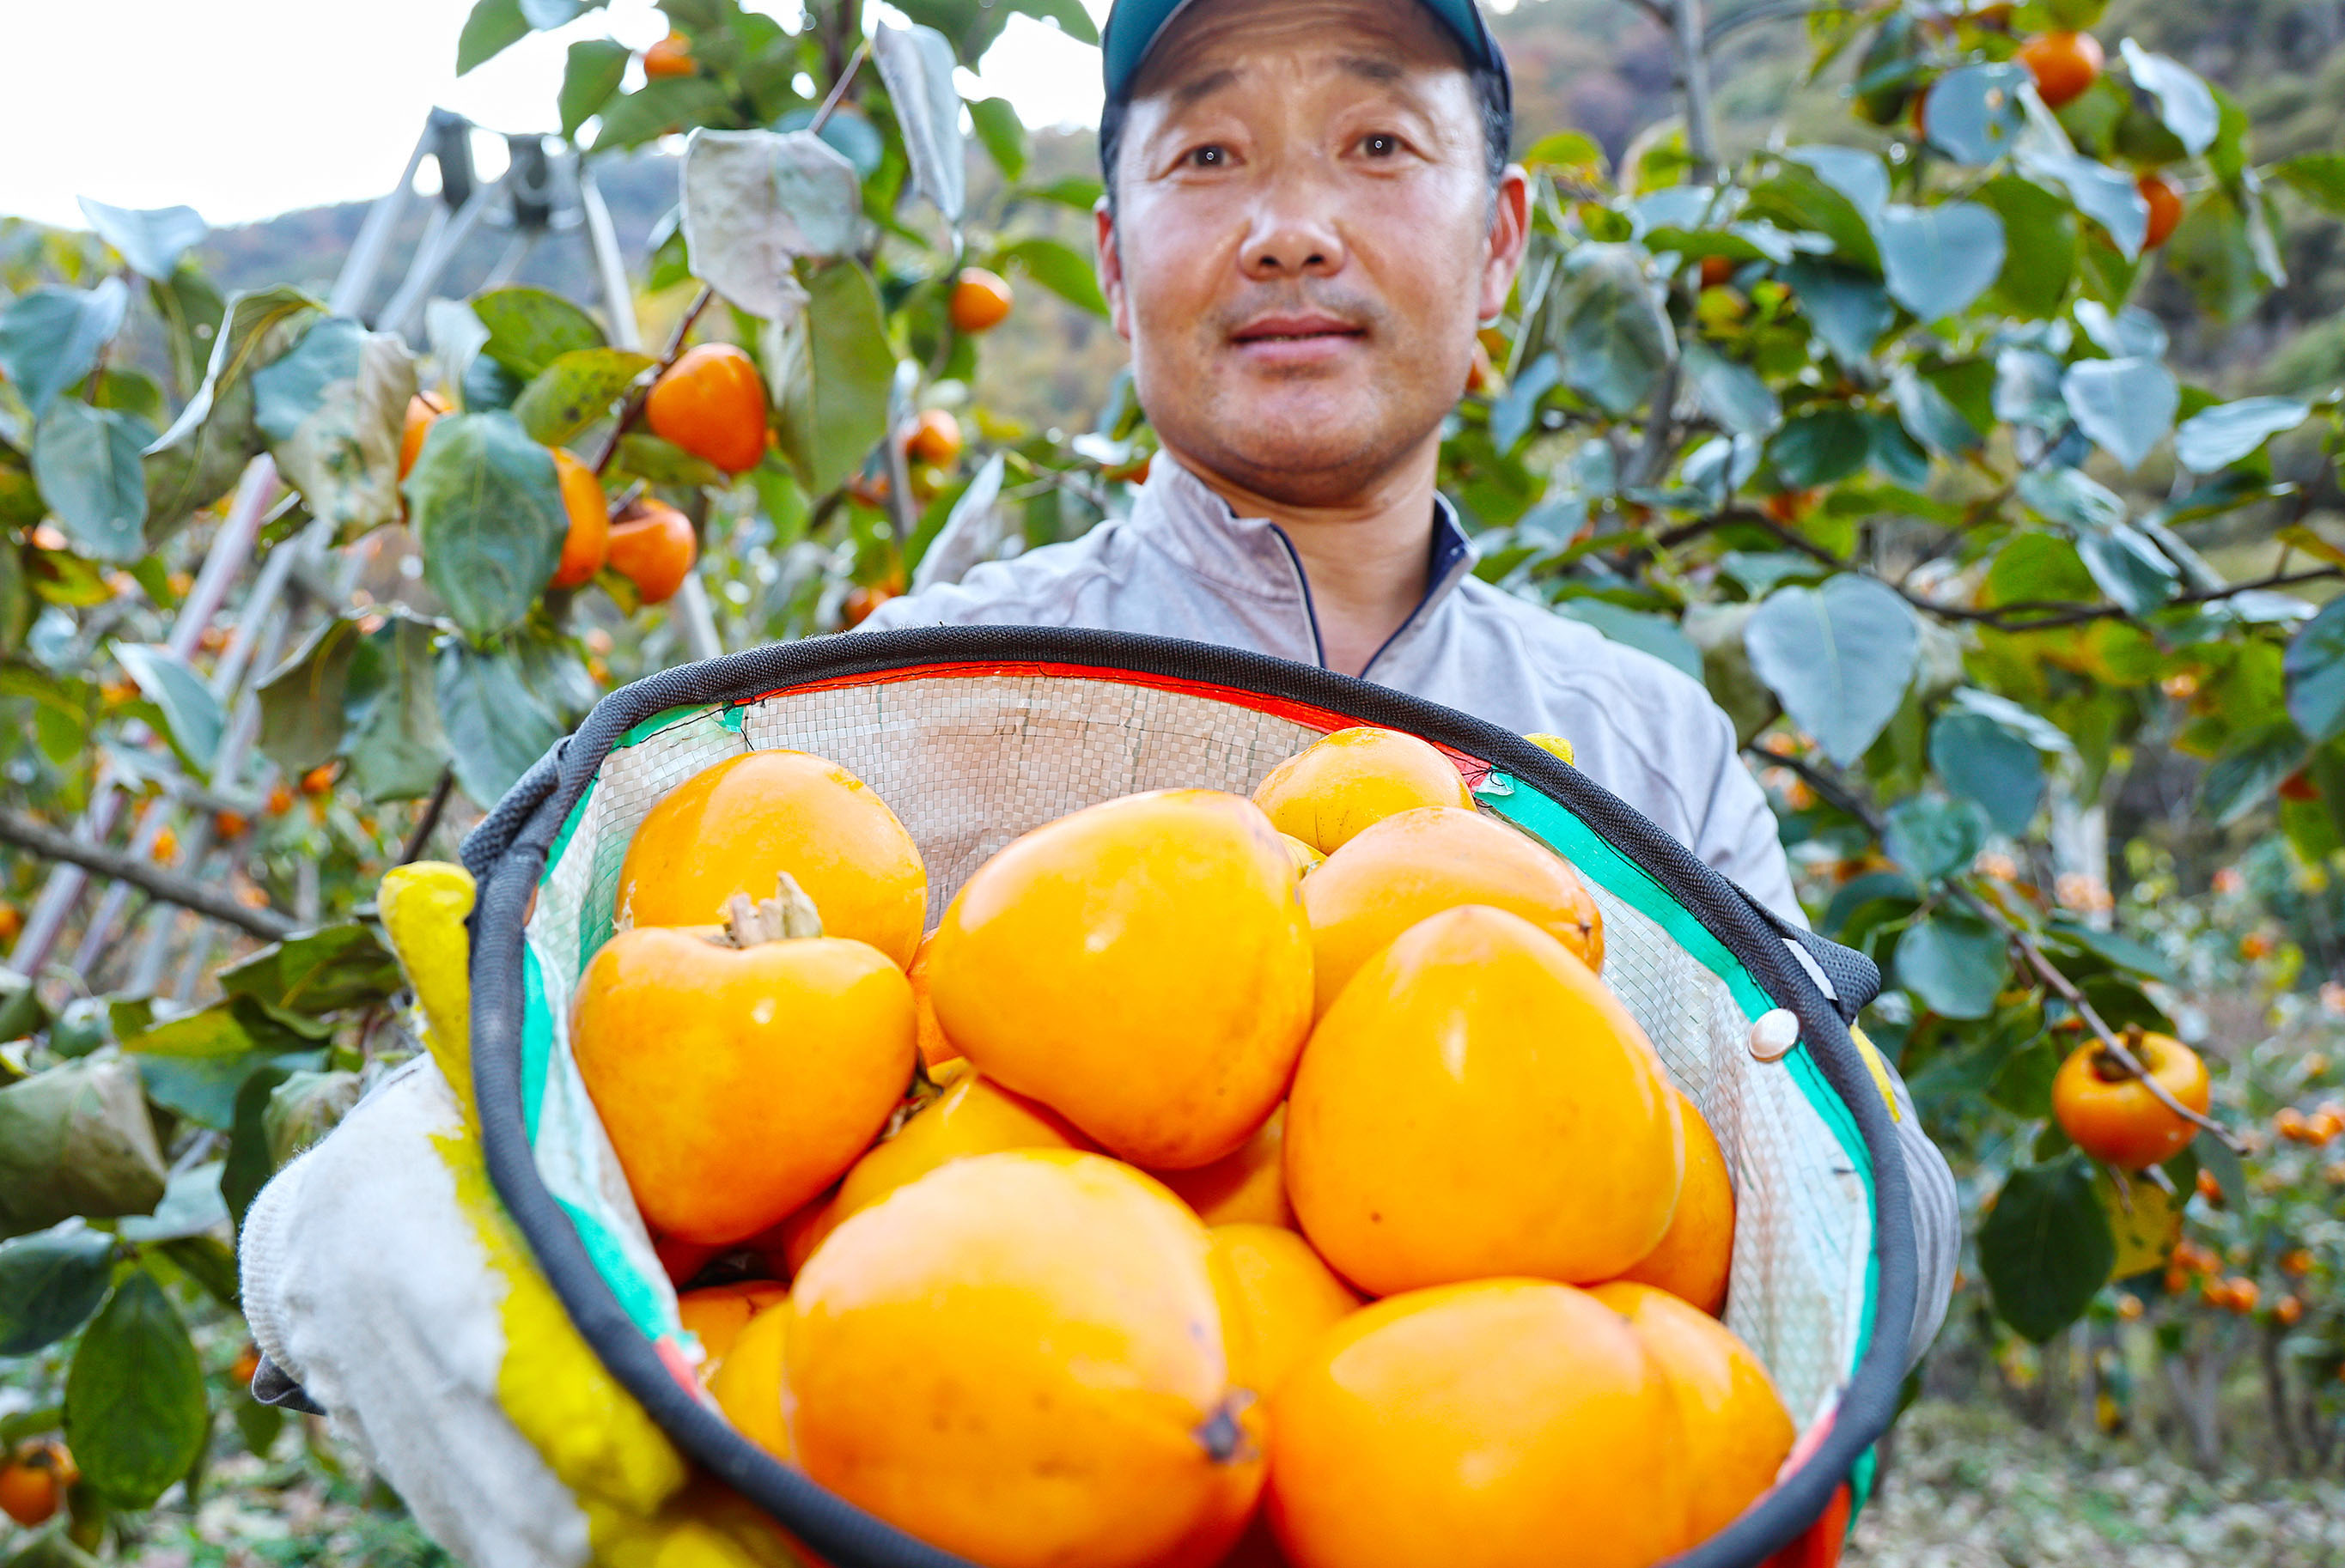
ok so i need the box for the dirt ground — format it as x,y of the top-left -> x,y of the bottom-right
1849,1400 -> 2345,1568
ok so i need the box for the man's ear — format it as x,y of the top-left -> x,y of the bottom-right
1096,200 -> 1134,343
1478,165 -> 1532,324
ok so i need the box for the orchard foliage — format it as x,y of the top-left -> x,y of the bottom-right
1,0 -> 2343,1548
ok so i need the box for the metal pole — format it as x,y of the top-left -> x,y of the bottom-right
479,230 -> 537,291
579,155 -> 723,662
9,461 -> 282,976
381,174 -> 502,343
7,113 -> 466,980
334,126 -> 433,319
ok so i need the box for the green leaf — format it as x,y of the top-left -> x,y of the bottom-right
1885,793 -> 1989,883
1989,1039 -> 2061,1119
264,1072 -> 361,1167
1984,532 -> 2098,606
1896,909 -> 2007,1018
1767,409 -> 1870,489
150,264 -> 228,398
558,37 -> 630,137
255,614 -> 362,775
1001,236 -> 1110,319
436,644 -> 562,808
154,1235 -> 240,1310
1743,574 -> 1918,764
144,286 -> 321,538
218,922 -> 402,1018
2274,154 -> 2345,218
1890,366 -> 1981,457
2117,40 -> 2218,156
0,1060 -> 168,1239
1972,174 -> 2076,320
1979,1154 -> 2116,1342
969,96 -> 1026,182
1552,599 -> 1703,679
249,315 -> 416,540
1008,0 -> 1096,43
511,348 -> 654,446
405,411 -> 569,642
471,288 -> 606,379
222,1063 -> 301,1234
609,433 -> 727,489
341,614 -> 452,802
457,0 -> 530,72
682,129 -> 862,319
75,200 -> 206,282
593,76 -> 734,152
1543,243 -> 1672,416
1014,176 -> 1106,212
32,402 -> 151,562
0,1228 -> 118,1356
872,22 -> 967,222
1930,714 -> 2043,835
1921,62 -> 2027,164
112,643 -> 223,774
64,1273 -> 208,1507
2019,149 -> 2148,258
0,281 -> 129,418
2200,720 -> 2306,823
1779,260 -> 1893,366
2076,522 -> 2177,615
1520,131 -> 1605,174
2172,397 -> 2310,474
1874,203 -> 2005,322
1680,342 -> 1778,439
2061,356 -> 2177,471
771,261 -> 896,496
116,1162 -> 228,1243
2286,600 -> 2345,745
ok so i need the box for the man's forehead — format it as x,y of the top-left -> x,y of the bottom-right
1132,0 -> 1469,102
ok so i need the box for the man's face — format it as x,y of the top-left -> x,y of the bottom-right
1099,0 -> 1528,507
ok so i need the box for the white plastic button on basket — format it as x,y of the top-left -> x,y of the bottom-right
1748,1007 -> 1800,1062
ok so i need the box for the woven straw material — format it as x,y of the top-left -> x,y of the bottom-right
519,671 -> 1873,1432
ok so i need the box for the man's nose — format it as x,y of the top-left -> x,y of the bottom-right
1240,171 -> 1347,280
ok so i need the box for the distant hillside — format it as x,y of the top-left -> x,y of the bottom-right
54,0 -> 2345,425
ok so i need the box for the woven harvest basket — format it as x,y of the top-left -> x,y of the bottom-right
458,625 -> 1917,1568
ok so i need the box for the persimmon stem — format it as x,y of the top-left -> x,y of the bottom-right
710,873 -> 825,947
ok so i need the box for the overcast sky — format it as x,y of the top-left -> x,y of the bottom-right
0,0 -> 1112,230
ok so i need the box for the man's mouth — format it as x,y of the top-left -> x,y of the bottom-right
1227,313 -> 1367,368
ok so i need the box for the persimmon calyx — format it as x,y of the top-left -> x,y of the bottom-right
707,873 -> 825,948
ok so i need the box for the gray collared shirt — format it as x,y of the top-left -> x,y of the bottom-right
865,455 -> 1800,919
865,456 -> 1959,1367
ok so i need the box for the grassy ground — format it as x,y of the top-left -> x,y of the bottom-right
1849,1400 -> 2344,1568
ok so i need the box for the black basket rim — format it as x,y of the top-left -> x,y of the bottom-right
461,624 -> 1917,1568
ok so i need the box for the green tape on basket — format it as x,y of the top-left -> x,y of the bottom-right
618,702 -> 721,748
1477,774 -> 1884,1377
543,780 -> 596,891
522,942 -> 553,1141
559,1194 -> 674,1341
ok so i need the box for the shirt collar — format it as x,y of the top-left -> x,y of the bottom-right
1129,455 -> 1480,665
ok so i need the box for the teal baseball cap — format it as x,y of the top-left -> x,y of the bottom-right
1100,0 -> 1512,110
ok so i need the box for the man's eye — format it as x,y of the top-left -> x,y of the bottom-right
1186,145 -> 1228,168
1361,133 -> 1400,157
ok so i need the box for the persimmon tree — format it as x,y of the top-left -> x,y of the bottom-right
0,0 -> 2341,1545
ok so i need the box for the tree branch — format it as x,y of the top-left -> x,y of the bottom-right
1730,508 -> 2343,630
1745,746 -> 2243,1152
398,768 -> 457,866
594,284 -> 716,478
0,809 -> 295,941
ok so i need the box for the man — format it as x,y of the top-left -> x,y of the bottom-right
242,3 -> 1956,1562
866,0 -> 1952,1346
868,0 -> 1802,912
